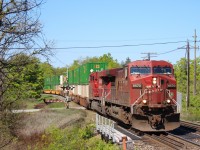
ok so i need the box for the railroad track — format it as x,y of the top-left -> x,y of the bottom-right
143,133 -> 186,150
167,121 -> 200,149
138,121 -> 200,149
181,120 -> 200,132
143,132 -> 200,150
167,131 -> 200,149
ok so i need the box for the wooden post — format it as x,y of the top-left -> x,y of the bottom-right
193,29 -> 197,96
122,136 -> 127,150
186,40 -> 190,109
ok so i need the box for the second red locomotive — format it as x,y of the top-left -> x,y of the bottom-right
70,60 -> 180,131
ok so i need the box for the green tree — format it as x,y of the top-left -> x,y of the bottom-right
40,62 -> 54,78
0,0 -> 51,148
69,56 -> 100,70
69,60 -> 81,70
174,58 -> 187,93
99,53 -> 121,69
54,67 -> 68,76
6,54 -> 44,98
174,57 -> 200,121
22,56 -> 44,98
68,53 -> 121,71
121,57 -> 131,66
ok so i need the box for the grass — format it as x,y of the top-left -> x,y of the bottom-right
11,108 -> 100,150
181,94 -> 200,122
20,94 -> 61,109
17,109 -> 86,139
181,109 -> 200,122
46,102 -> 65,108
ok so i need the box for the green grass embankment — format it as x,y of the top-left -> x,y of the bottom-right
181,94 -> 200,122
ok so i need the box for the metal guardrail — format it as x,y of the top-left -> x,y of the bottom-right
96,114 -> 134,149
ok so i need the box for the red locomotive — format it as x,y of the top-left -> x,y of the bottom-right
87,60 -> 180,131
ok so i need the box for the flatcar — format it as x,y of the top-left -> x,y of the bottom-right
44,60 -> 180,132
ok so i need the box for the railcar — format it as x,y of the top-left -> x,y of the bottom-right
70,60 -> 180,132
43,75 -> 67,97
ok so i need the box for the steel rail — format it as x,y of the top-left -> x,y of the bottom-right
144,134 -> 185,150
167,132 -> 200,148
180,120 -> 200,132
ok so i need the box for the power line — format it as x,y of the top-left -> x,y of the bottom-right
1,40 -> 186,50
141,52 -> 157,60
50,41 -> 186,49
157,46 -> 186,55
54,55 -> 66,65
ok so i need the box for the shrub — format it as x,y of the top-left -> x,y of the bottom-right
181,94 -> 200,121
35,124 -> 119,150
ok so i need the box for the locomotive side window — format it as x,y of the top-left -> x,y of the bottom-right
153,67 -> 172,74
130,66 -> 151,74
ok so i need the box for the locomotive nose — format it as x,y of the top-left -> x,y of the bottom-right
142,75 -> 175,105
151,76 -> 165,88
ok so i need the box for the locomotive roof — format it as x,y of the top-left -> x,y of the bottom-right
129,60 -> 173,67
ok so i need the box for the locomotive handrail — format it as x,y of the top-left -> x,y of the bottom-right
130,89 -> 147,114
166,89 -> 181,113
104,89 -> 111,99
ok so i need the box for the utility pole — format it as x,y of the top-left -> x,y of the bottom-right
193,29 -> 197,96
141,52 -> 157,60
186,40 -> 190,109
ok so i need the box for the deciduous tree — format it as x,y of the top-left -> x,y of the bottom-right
0,0 -> 51,148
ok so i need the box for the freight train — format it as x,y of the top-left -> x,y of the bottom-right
43,61 -> 180,132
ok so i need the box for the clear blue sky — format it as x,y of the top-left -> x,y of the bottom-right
40,0 -> 200,68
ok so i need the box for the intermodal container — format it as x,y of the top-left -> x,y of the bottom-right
43,85 -> 51,90
79,62 -> 108,84
44,75 -> 61,90
68,70 -> 74,85
44,77 -> 51,85
51,75 -> 60,86
74,67 -> 80,85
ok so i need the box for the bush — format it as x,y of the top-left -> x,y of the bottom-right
35,124 -> 119,150
0,111 -> 21,149
181,94 -> 200,121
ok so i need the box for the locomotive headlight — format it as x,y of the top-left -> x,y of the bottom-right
142,99 -> 147,104
152,77 -> 157,84
166,99 -> 171,104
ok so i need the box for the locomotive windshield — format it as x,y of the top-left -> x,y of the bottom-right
130,66 -> 151,74
153,67 -> 172,74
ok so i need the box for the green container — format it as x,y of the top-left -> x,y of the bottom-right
44,75 -> 60,90
73,67 -> 80,85
51,75 -> 60,86
44,77 -> 51,85
51,84 -> 56,90
43,85 -> 51,90
79,62 -> 107,84
68,70 -> 74,85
